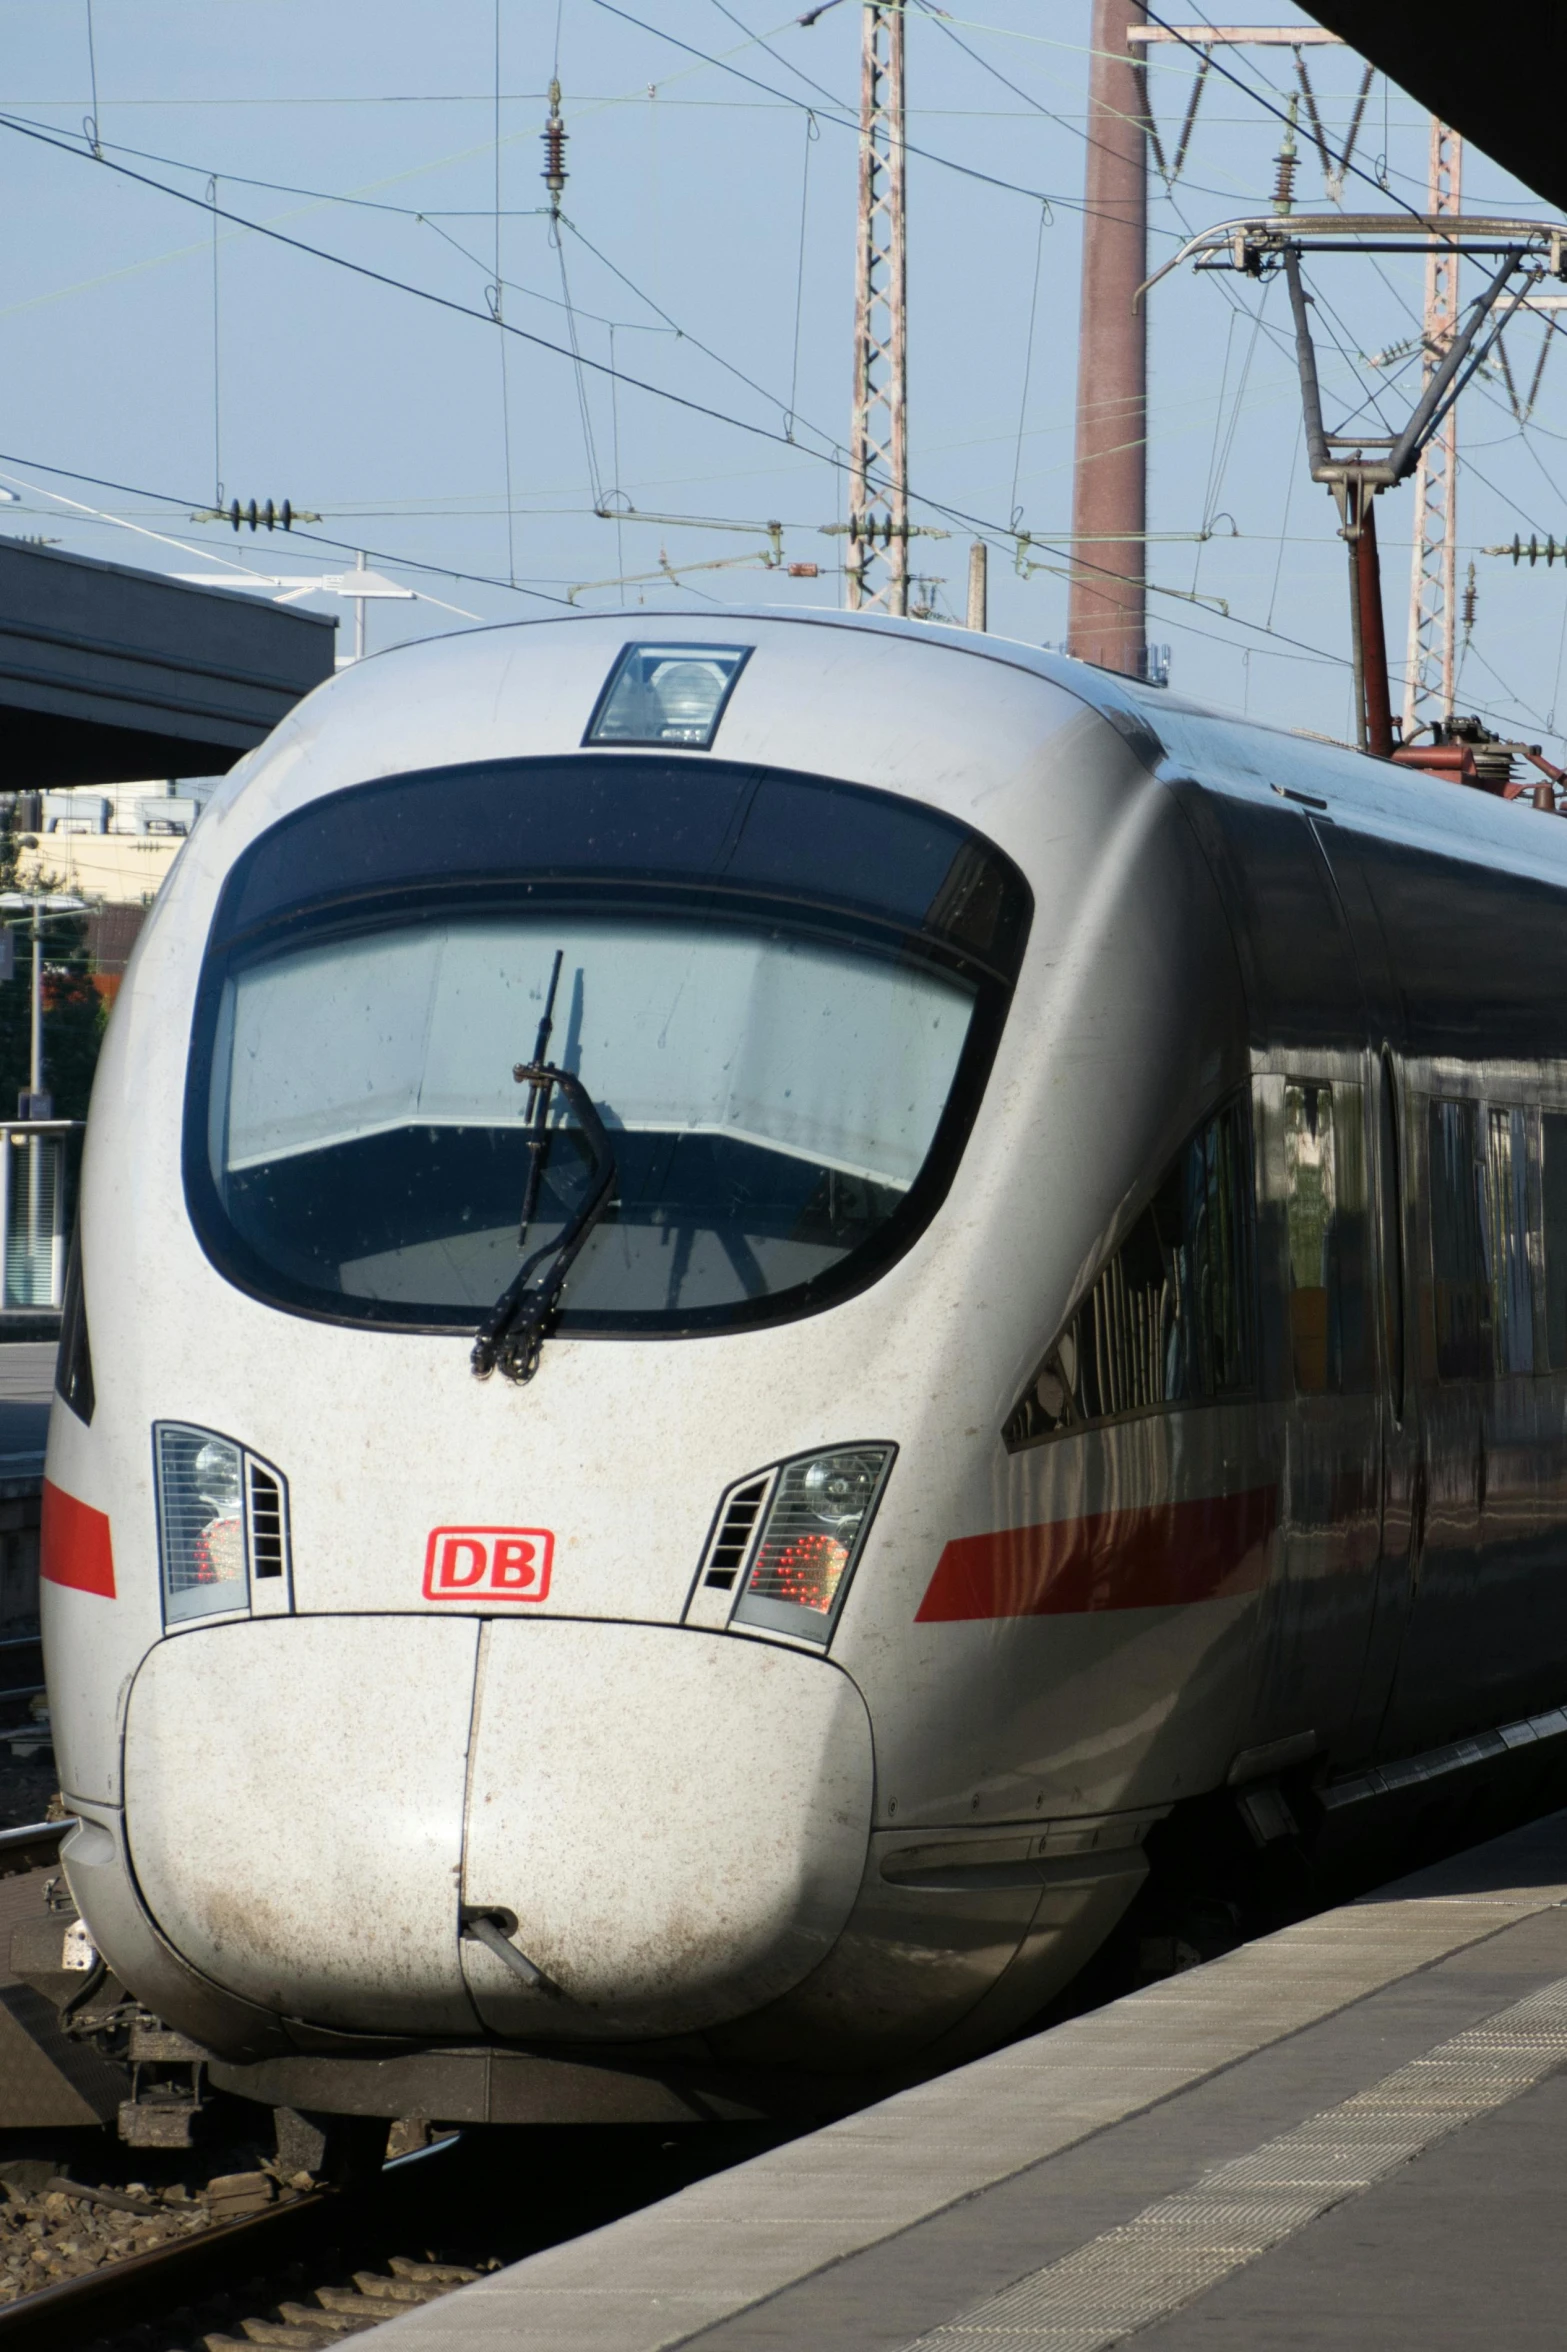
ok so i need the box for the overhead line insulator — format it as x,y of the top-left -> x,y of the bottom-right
1483,535 -> 1567,566
223,499 -> 302,532
542,80 -> 568,222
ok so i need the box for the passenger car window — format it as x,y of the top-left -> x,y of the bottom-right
1004,1098 -> 1254,1448
1484,1107 -> 1535,1376
1282,1080 -> 1371,1395
1542,1113 -> 1567,1369
1429,1098 -> 1491,1382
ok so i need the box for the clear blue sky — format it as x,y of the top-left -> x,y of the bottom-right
3,2 -> 1564,751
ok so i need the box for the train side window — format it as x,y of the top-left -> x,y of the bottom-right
1378,1056 -> 1405,1418
1282,1080 -> 1371,1394
1429,1097 -> 1492,1381
1483,1107 -> 1535,1376
1004,1097 -> 1254,1447
1542,1113 -> 1567,1369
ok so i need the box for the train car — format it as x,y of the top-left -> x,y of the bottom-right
31,607 -> 1567,2134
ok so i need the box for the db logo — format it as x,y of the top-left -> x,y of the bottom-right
423,1526 -> 554,1604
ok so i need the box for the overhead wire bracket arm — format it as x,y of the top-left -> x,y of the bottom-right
1137,213 -> 1567,306
1386,253 -> 1527,481
1281,247 -> 1331,479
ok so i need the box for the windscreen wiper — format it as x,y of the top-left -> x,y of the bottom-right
472,951 -> 618,1386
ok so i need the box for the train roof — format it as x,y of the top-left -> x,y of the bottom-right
245,602 -> 1567,898
701,604 -> 1567,898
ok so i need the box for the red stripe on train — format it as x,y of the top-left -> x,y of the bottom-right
915,1484 -> 1278,1622
41,1480 -> 116,1599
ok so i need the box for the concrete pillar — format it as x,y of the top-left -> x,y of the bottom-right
1067,0 -> 1147,676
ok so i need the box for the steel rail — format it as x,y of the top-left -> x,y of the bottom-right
0,1819 -> 72,1878
0,2184 -> 342,2352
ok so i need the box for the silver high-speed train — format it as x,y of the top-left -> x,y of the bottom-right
35,608 -> 1567,2130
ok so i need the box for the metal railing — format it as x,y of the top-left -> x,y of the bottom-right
0,1121 -> 82,1312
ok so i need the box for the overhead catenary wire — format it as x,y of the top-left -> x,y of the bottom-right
0,462 -> 490,625
0,446 -> 575,608
0,103 -> 1042,595
0,421 -> 1383,694
207,172 -> 221,507
560,210 -> 844,461
5,27 -> 1552,709
1135,12 -> 1567,670
495,0 -> 518,585
706,0 -> 850,113
910,0 -> 1236,209
590,0 -> 1098,215
0,107 -> 842,469
785,109 -> 818,440
0,37 -> 1505,492
82,0 -> 103,158
554,230 -> 606,512
1010,201 -> 1049,529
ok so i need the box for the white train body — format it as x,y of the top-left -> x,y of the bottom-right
41,610 -> 1567,2113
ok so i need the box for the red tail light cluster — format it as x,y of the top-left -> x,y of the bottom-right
731,1447 -> 893,1643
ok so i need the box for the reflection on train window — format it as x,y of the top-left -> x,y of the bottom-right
210,920 -> 974,1325
1429,1098 -> 1492,1382
1004,1099 -> 1253,1447
1484,1107 -> 1535,1376
187,757 -> 1031,1339
1542,1113 -> 1567,1369
1282,1081 -> 1370,1395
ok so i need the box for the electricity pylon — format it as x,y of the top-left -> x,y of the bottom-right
847,3 -> 908,614
1403,121 -> 1463,737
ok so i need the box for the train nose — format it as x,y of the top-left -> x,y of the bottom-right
123,1618 -> 873,2039
457,1619 -> 873,2036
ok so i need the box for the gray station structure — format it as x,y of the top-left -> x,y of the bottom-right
0,541 -> 335,1630
0,537 -> 335,788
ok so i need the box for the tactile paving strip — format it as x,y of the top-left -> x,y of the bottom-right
901,1977 -> 1567,2350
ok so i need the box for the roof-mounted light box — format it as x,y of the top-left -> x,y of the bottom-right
584,642 -> 752,751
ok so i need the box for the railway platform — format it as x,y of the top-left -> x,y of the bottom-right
368,1808 -> 1567,2351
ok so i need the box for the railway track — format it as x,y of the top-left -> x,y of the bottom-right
0,1640 -> 47,1773
0,1815 -> 69,1877
0,2174 -> 350,2352
0,2119 -> 788,2352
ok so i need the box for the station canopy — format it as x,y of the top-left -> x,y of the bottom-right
1308,4 -> 1567,214
1,539 -> 336,786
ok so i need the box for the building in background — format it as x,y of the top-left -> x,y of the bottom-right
0,539 -> 334,1326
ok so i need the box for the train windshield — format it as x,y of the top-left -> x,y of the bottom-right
185,755 -> 1030,1336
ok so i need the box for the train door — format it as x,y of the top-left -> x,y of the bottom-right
1304,830 -> 1423,1765
1381,1097 -> 1567,1746
1342,1049 -> 1423,1756
1375,1094 -> 1500,1751
1335,821 -> 1567,1749
1175,792 -> 1386,1768
1472,1102 -> 1563,1721
1248,1064 -> 1381,1757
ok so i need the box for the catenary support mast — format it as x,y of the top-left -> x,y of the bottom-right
847,2 -> 908,614
1403,120 -> 1463,737
1068,0 -> 1147,674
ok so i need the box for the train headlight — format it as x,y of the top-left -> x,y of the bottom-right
732,1446 -> 893,1644
192,1439 -> 242,1518
584,641 -> 752,749
153,1423 -> 291,1629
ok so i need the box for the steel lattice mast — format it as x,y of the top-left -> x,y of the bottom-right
847,2 -> 908,615
1403,120 -> 1463,738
